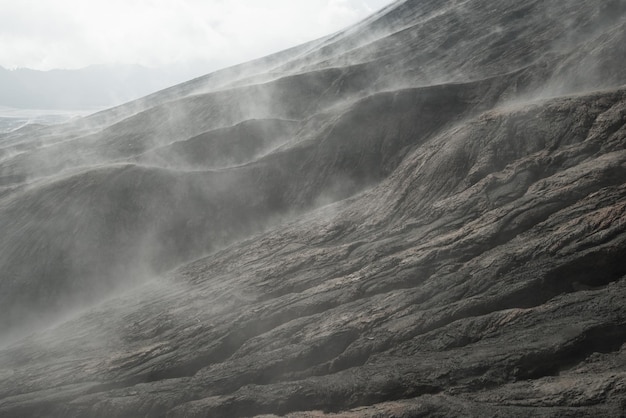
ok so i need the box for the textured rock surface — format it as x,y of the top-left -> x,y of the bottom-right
1,0 -> 626,416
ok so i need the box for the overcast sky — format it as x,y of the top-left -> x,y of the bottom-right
0,0 -> 394,72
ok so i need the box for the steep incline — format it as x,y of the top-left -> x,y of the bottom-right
1,0 -> 626,416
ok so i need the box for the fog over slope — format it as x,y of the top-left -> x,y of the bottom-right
1,0 -> 626,416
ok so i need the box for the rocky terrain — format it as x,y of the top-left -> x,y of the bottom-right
1,0 -> 626,416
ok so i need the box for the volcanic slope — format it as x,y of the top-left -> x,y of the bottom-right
2,0 -> 626,416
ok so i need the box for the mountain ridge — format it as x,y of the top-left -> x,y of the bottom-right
0,63 -> 220,110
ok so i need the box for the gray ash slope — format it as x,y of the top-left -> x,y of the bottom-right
1,0 -> 626,416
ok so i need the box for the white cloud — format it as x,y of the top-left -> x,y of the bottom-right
0,0 -> 394,71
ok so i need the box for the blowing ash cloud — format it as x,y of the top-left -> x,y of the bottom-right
2,0 -> 624,342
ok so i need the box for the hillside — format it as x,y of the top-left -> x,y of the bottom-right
1,0 -> 626,416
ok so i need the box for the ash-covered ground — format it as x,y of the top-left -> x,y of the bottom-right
1,0 -> 626,416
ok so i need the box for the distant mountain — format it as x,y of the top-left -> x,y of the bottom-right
1,0 -> 626,417
0,63 -> 213,109
0,107 -> 94,133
